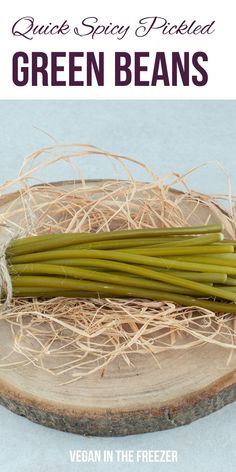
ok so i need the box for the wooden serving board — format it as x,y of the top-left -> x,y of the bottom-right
0,180 -> 236,436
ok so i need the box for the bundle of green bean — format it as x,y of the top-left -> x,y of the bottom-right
5,223 -> 236,314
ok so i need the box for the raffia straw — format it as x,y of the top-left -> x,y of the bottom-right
0,143 -> 236,384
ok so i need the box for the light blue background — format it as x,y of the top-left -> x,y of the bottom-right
0,100 -> 236,472
0,101 -> 236,195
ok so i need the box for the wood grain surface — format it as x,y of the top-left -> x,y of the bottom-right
0,180 -> 236,436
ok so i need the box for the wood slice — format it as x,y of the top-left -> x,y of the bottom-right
0,180 -> 236,436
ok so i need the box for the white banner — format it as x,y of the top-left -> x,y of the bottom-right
0,0 -> 235,99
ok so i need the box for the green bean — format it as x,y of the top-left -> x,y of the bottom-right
7,224 -> 236,314
61,233 -> 223,251
225,277 -> 236,286
9,248 -> 236,276
10,262 -> 236,301
128,268 -> 227,284
208,254 -> 236,259
37,259 -> 227,284
11,275 -> 236,313
9,244 -> 233,264
11,263 -> 213,297
61,236 -> 189,251
171,255 -> 236,268
7,224 -> 223,256
224,239 -> 236,245
11,288 -> 105,298
121,245 -> 232,256
153,233 -> 223,247
214,286 -> 236,292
